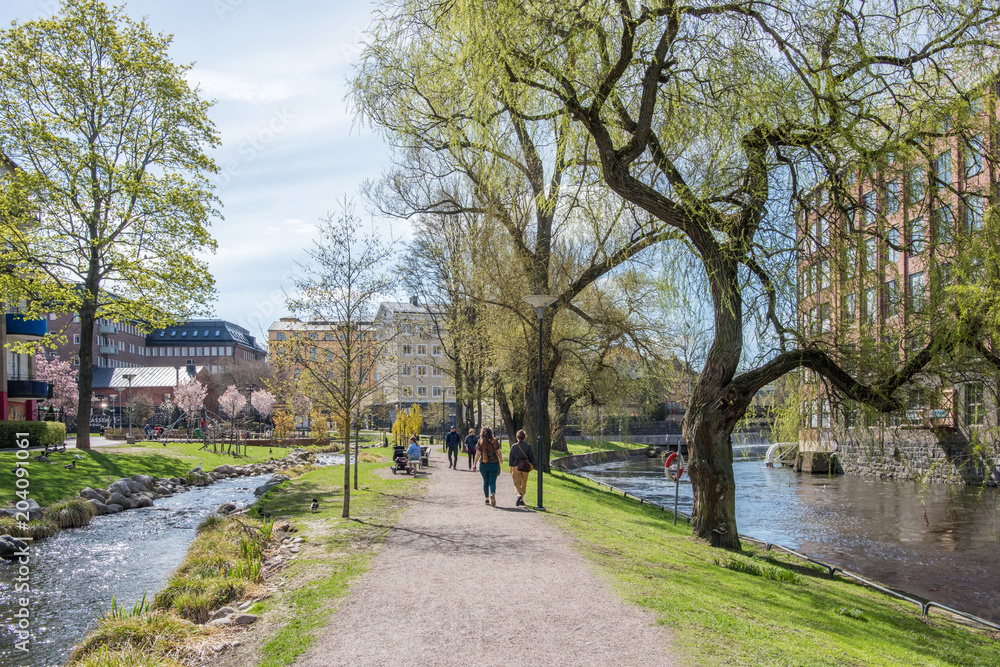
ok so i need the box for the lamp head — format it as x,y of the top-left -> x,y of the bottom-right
522,294 -> 557,315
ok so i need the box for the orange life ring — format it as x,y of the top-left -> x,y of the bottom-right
664,452 -> 684,481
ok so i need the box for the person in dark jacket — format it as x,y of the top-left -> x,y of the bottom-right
464,428 -> 478,471
445,425 -> 462,469
508,429 -> 535,506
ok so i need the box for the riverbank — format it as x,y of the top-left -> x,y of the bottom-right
541,470 -> 1000,666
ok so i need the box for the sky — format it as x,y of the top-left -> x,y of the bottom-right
0,0 -> 397,341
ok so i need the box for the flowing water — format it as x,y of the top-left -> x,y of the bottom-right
0,473 -> 269,666
576,456 -> 1000,623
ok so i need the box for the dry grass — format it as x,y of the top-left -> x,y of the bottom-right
44,497 -> 99,528
0,517 -> 59,539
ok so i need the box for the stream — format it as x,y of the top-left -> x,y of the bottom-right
576,455 -> 1000,623
0,473 -> 270,666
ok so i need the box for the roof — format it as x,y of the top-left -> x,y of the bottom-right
147,319 -> 265,353
269,318 -> 374,332
92,366 -> 205,390
377,301 -> 446,317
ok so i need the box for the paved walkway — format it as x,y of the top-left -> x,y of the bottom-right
294,449 -> 678,667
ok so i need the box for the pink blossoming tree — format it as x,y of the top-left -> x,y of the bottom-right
35,353 -> 79,420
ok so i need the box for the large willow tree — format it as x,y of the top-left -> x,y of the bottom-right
366,0 -> 1000,547
0,0 -> 219,448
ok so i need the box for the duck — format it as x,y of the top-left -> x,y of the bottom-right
64,461 -> 76,470
310,498 -> 319,513
74,454 -> 83,460
33,453 -> 48,462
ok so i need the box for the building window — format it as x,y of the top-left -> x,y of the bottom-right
865,237 -> 877,271
325,333 -> 334,341
964,382 -> 984,426
276,332 -> 285,341
862,191 -> 876,225
935,151 -> 951,188
845,245 -> 856,280
908,217 -> 925,254
401,365 -> 412,376
884,280 -> 899,316
226,346 -> 233,356
417,386 -> 428,397
819,303 -> 831,332
402,386 -> 413,398
71,355 -> 79,366
402,343 -> 412,355
432,366 -> 442,377
964,195 -> 984,232
447,387 -> 455,397
417,365 -> 427,377
843,293 -> 856,325
326,351 -> 335,362
431,345 -> 442,356
433,386 -> 442,397
887,227 -> 899,263
417,344 -> 427,355
908,272 -> 924,312
864,287 -> 877,323
886,179 -> 900,214
73,334 -> 80,344
965,135 -> 984,178
935,205 -> 953,244
909,166 -> 925,203
819,260 -> 830,290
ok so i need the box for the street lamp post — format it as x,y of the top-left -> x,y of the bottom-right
522,294 -> 558,511
122,374 -> 136,439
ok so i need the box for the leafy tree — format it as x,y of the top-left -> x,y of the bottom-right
366,0 -> 1000,547
272,409 -> 294,441
35,353 -> 79,419
0,0 -> 219,450
278,200 -> 396,515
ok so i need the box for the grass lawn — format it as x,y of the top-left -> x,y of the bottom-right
536,470 -> 1000,667
563,437 -> 644,455
246,447 -> 424,667
0,440 -> 283,507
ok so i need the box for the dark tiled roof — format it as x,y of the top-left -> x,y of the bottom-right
146,319 -> 265,353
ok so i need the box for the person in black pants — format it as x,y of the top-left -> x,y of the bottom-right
445,425 -> 461,469
464,428 -> 478,471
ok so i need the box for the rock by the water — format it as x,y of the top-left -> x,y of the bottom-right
0,535 -> 29,560
232,614 -> 258,625
131,496 -> 153,509
207,617 -> 235,628
209,606 -> 237,621
107,480 -> 134,497
131,474 -> 155,490
214,464 -> 237,475
87,499 -> 109,515
107,492 -> 131,509
217,502 -> 237,515
79,487 -> 104,502
105,504 -> 124,514
155,486 -> 172,495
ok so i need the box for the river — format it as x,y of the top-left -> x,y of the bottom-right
575,456 -> 1000,623
0,473 -> 269,666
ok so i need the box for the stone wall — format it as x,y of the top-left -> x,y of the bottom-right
830,427 -> 1000,486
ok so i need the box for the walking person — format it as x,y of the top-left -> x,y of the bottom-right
508,429 -> 535,507
464,428 -> 478,470
474,426 -> 503,506
445,425 -> 461,469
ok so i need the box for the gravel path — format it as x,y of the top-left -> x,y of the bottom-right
294,449 -> 678,667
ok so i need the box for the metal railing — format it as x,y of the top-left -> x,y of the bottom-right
555,467 -> 1000,633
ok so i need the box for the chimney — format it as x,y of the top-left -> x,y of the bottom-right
410,295 -> 419,307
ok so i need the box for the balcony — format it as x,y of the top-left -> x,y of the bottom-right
99,324 -> 118,335
6,379 -> 51,399
99,345 -> 118,355
5,314 -> 47,340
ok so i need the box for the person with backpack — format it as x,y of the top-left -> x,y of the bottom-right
474,426 -> 503,506
508,429 -> 535,507
464,428 -> 478,471
445,425 -> 461,469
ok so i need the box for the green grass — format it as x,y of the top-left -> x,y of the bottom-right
538,471 -> 1000,667
563,438 -> 644,455
0,440 -> 284,507
251,448 -> 421,667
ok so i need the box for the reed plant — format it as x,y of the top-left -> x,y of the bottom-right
0,517 -> 58,539
44,498 -> 99,528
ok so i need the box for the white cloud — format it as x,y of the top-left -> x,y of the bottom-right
186,69 -> 296,103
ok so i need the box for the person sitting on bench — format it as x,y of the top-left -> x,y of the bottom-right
406,435 -> 422,469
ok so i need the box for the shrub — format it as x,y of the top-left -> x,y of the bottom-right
44,498 -> 98,528
74,646 -> 185,667
68,611 -> 202,663
171,590 -> 214,623
0,517 -> 59,539
0,420 -> 66,449
195,513 -> 227,534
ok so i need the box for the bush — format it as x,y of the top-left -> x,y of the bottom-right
74,646 -> 185,667
45,498 -> 98,528
0,517 -> 59,539
68,611 -> 203,663
0,420 -> 66,449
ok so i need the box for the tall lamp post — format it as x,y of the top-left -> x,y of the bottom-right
122,374 -> 136,438
522,294 -> 558,511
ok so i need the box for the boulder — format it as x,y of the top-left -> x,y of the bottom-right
217,502 -> 237,515
155,486 -> 172,496
79,487 -> 104,502
87,499 -> 109,515
106,481 -> 133,497
97,488 -> 111,500
209,606 -> 237,621
22,499 -> 43,522
0,535 -> 29,560
105,504 -> 124,514
207,617 -> 234,628
214,464 -> 237,475
131,474 -> 155,490
270,474 -> 291,483
232,614 -> 258,626
107,492 -> 131,509
131,496 -> 153,509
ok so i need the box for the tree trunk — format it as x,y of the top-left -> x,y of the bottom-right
550,387 -> 574,453
343,411 -> 351,518
496,384 -> 519,445
74,294 -> 98,450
